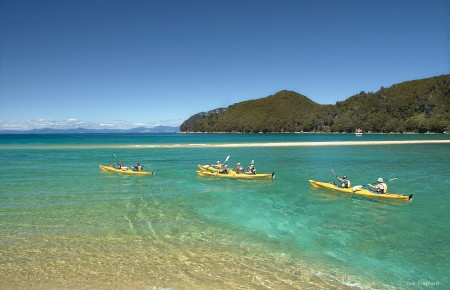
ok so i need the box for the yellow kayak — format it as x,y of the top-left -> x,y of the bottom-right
198,164 -> 217,172
197,170 -> 274,179
309,180 -> 412,201
99,164 -> 154,176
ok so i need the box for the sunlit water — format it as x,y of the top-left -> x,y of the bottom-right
1,134 -> 449,289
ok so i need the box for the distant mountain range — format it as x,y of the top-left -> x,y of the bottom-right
0,125 -> 180,134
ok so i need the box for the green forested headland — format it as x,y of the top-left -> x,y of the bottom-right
180,75 -> 450,133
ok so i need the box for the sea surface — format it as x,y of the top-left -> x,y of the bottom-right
1,133 -> 449,289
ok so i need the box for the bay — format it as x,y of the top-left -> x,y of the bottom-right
0,133 -> 449,289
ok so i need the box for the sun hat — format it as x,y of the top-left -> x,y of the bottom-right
378,178 -> 384,182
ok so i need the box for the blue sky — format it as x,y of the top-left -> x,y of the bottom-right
0,0 -> 449,130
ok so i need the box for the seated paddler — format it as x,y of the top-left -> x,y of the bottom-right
336,176 -> 351,188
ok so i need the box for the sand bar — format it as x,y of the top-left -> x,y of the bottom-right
3,139 -> 449,150
133,139 -> 450,148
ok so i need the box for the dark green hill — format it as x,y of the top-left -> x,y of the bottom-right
180,75 -> 450,133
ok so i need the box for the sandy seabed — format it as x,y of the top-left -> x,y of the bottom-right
0,234 -> 379,290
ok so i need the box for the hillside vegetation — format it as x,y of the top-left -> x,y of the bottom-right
180,75 -> 450,133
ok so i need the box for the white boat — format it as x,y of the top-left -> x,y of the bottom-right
355,129 -> 363,136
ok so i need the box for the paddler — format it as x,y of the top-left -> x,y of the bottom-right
133,162 -> 143,172
336,176 -> 351,188
219,165 -> 229,174
368,178 -> 387,193
235,163 -> 244,174
213,161 -> 223,172
245,164 -> 256,175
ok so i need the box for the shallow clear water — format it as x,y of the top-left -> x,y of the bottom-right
1,134 -> 449,289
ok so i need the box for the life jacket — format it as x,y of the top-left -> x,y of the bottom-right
137,165 -> 142,172
380,182 -> 387,193
342,179 -> 351,188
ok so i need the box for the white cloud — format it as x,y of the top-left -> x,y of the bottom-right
0,118 -> 182,131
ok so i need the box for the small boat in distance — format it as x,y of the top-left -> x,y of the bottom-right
355,128 -> 363,136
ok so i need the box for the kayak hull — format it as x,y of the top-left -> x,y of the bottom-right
99,165 -> 154,176
309,180 -> 412,201
197,170 -> 274,179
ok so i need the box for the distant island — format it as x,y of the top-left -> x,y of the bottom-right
0,125 -> 180,134
180,75 -> 450,133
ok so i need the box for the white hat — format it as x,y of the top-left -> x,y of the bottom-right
378,178 -> 384,182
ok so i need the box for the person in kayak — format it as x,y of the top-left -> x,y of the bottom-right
336,176 -> 351,188
368,178 -> 388,194
245,164 -> 256,175
235,163 -> 244,174
219,165 -> 229,174
212,161 -> 222,172
133,162 -> 143,172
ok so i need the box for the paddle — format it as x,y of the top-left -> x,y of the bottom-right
210,156 -> 230,172
245,160 -> 255,175
331,169 -> 340,183
213,155 -> 230,174
363,178 -> 398,193
114,154 -> 121,167
113,154 -> 126,170
367,178 -> 398,186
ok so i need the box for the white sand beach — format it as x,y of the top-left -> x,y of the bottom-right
2,139 -> 449,150
124,140 -> 450,148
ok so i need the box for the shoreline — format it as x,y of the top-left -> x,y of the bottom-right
1,139 -> 449,150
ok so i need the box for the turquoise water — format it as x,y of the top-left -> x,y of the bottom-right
1,134 -> 449,289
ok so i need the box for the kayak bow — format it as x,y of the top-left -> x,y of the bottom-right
198,164 -> 216,172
